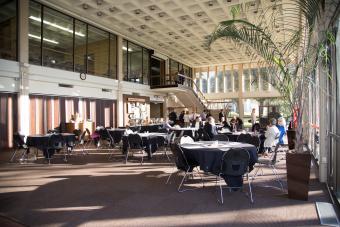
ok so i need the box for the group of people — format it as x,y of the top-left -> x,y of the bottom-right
168,109 -> 213,127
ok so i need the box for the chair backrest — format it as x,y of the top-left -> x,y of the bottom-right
13,133 -> 25,149
111,131 -> 123,144
180,135 -> 194,144
85,128 -> 91,136
237,133 -> 252,143
47,133 -> 64,149
79,130 -> 86,143
248,135 -> 260,148
202,129 -> 212,141
169,142 -> 190,171
168,131 -> 176,144
213,134 -> 229,141
220,148 -> 250,176
127,133 -> 143,149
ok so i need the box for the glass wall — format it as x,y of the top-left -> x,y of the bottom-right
123,39 -> 150,84
28,1 -> 117,79
259,67 -> 269,91
170,59 -> 179,84
0,0 -> 17,61
243,68 -> 250,92
233,66 -> 239,92
217,66 -> 224,92
42,7 -> 73,71
209,67 -> 216,93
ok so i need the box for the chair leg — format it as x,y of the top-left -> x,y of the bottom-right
124,150 -> 129,164
248,178 -> 254,203
178,170 -> 189,192
9,149 -> 19,162
166,167 -> 178,184
140,150 -> 144,165
218,174 -> 224,204
271,165 -> 284,191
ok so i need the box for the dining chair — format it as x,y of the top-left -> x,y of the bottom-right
248,136 -> 261,151
252,143 -> 283,191
180,135 -> 194,144
73,130 -> 88,155
126,133 -> 145,165
217,148 -> 253,204
166,142 -> 203,192
213,134 -> 229,141
46,133 -> 64,164
10,133 -> 29,162
237,133 -> 252,143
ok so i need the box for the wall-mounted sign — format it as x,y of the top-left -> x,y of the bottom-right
150,95 -> 164,102
127,98 -> 146,102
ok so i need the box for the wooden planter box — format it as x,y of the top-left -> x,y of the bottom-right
286,152 -> 311,200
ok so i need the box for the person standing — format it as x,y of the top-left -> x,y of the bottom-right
183,111 -> 190,127
218,109 -> 224,122
276,117 -> 286,144
264,118 -> 280,154
251,108 -> 257,126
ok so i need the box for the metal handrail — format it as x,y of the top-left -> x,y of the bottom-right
178,74 -> 208,107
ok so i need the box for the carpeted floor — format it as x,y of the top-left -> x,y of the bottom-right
0,148 -> 329,227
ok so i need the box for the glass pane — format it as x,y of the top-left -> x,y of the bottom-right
74,20 -> 86,73
243,68 -> 250,91
209,68 -> 216,93
217,66 -> 224,92
260,67 -> 269,91
170,59 -> 179,84
233,68 -> 239,92
201,70 -> 208,94
225,69 -> 232,92
123,39 -> 128,80
42,7 -> 73,71
109,34 -> 117,79
29,1 -> 41,65
142,48 -> 149,85
250,68 -> 259,91
128,42 -> 143,83
0,0 -> 17,61
195,71 -> 200,92
87,25 -> 109,76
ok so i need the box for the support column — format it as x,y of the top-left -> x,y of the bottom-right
163,96 -> 169,120
18,0 -> 30,135
116,35 -> 124,127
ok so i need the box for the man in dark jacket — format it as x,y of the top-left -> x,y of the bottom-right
218,109 -> 224,122
204,116 -> 218,139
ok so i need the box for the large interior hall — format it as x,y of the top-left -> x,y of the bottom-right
1,0 -> 340,226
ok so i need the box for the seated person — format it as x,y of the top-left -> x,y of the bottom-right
203,116 -> 218,139
230,116 -> 238,131
252,123 -> 261,132
163,120 -> 173,130
191,116 -> 203,129
236,117 -> 244,130
264,118 -> 280,154
221,117 -> 232,131
276,117 -> 286,144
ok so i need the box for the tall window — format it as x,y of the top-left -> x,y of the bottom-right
243,68 -> 250,91
201,68 -> 208,94
209,67 -> 216,93
170,59 -> 179,84
42,7 -> 73,71
74,20 -> 86,73
123,39 -> 150,84
225,67 -> 232,92
217,66 -> 224,92
0,0 -> 17,61
87,25 -> 109,77
260,67 -> 269,91
194,70 -> 200,92
29,1 -> 41,65
233,66 -> 239,92
250,68 -> 259,91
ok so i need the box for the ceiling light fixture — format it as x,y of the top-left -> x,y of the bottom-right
135,9 -> 141,15
82,3 -> 88,9
28,34 -> 59,44
149,5 -> 156,11
159,12 -> 165,17
208,1 -> 213,6
140,25 -> 146,29
144,16 -> 151,21
29,16 -> 85,37
97,11 -> 103,16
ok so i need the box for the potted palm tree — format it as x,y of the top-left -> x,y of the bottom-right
207,0 -> 335,200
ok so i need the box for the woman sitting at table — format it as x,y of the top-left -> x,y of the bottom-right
204,116 -> 218,139
236,117 -> 244,130
264,118 -> 280,155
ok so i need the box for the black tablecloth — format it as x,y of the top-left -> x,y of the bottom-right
181,141 -> 258,187
128,124 -> 163,133
122,133 -> 167,159
26,133 -> 76,158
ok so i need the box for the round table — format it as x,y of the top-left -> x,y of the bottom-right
181,141 -> 258,187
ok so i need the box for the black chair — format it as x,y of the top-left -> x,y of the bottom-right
10,133 -> 29,162
155,135 -> 171,161
126,134 -> 145,164
213,134 -> 229,141
198,128 -> 211,141
217,148 -> 253,204
248,136 -> 261,151
45,134 -> 64,164
166,142 -> 203,192
73,130 -> 88,155
252,143 -> 283,191
237,133 -> 252,143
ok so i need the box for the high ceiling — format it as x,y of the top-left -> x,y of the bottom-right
41,0 -> 286,67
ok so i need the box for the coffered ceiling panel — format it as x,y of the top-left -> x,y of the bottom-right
41,0 -> 288,67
